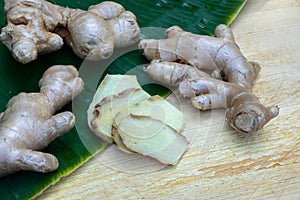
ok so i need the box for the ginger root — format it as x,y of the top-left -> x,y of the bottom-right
0,65 -> 83,177
140,25 -> 279,133
140,25 -> 260,90
0,0 -> 140,63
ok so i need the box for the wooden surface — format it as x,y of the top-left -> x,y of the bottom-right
40,0 -> 300,199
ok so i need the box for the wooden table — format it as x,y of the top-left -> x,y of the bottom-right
40,0 -> 300,199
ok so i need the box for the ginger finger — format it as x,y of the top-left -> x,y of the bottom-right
144,61 -> 279,134
144,60 -> 209,87
189,81 -> 279,133
0,65 -> 83,177
38,111 -> 75,149
214,24 -> 235,41
9,149 -> 59,173
39,65 -> 83,110
226,92 -> 279,133
89,1 -> 125,20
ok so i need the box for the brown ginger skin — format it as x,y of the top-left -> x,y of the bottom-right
0,0 -> 67,64
0,0 -> 140,63
140,25 -> 260,90
145,61 -> 279,133
142,25 -> 279,133
0,65 -> 83,177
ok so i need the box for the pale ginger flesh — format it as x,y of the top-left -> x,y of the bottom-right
113,112 -> 188,165
87,75 -> 151,143
88,74 -> 188,164
141,25 -> 279,133
0,0 -> 140,63
0,65 -> 83,177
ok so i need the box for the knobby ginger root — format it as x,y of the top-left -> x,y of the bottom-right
0,0 -> 140,63
145,62 -> 278,133
139,25 -> 260,90
141,25 -> 279,134
0,65 -> 83,177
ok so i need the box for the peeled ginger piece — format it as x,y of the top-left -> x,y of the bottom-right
128,95 -> 185,132
87,75 -> 149,142
88,74 -> 188,165
113,112 -> 189,165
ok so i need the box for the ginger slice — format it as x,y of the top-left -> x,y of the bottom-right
113,112 -> 189,165
128,95 -> 185,132
88,74 -> 188,164
90,88 -> 150,143
87,74 -> 144,137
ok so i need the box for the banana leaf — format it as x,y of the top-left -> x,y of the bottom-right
0,0 -> 247,199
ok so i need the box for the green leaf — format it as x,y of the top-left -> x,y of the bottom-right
0,0 -> 247,199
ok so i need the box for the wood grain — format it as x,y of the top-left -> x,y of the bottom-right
40,0 -> 300,199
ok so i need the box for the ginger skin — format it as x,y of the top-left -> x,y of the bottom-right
141,25 -> 279,133
140,25 -> 260,90
0,65 -> 83,177
0,0 -> 140,63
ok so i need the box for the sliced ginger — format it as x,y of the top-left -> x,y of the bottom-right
91,88 -> 150,143
87,75 -> 150,143
88,74 -> 188,165
140,25 -> 279,134
0,65 -> 83,177
113,113 -> 188,165
128,95 -> 185,132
